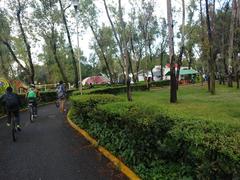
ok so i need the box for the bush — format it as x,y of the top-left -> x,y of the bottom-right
72,83 -> 148,96
151,80 -> 170,87
69,94 -> 240,179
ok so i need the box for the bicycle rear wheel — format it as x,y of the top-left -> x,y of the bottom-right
12,116 -> 16,142
29,106 -> 34,122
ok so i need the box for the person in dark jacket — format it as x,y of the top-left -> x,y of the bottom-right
1,87 -> 21,131
56,81 -> 66,113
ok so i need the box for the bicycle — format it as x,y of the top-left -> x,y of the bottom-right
28,101 -> 37,122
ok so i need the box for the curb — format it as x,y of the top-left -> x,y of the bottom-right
67,111 -> 141,180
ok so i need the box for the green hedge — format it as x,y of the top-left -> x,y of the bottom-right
72,83 -> 148,96
69,94 -> 240,179
151,80 -> 170,87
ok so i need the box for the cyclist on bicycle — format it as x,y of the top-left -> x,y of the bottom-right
26,84 -> 39,117
1,87 -> 21,131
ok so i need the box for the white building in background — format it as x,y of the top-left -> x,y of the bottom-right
117,64 -> 199,83
137,64 -> 198,81
137,66 -> 163,81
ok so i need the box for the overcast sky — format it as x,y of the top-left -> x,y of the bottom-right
0,0 -> 190,62
73,0 -> 190,58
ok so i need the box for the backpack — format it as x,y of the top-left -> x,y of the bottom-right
27,90 -> 36,99
5,93 -> 19,110
57,85 -> 65,98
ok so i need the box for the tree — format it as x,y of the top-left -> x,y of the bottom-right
14,0 -> 35,84
205,0 -> 216,95
32,0 -> 68,83
79,0 -> 114,84
158,18 -> 168,80
227,0 -> 237,87
119,0 -> 132,101
128,3 -> 144,82
176,0 -> 186,90
58,0 -> 78,87
138,0 -> 159,81
0,9 -> 31,80
103,0 -> 132,101
167,0 -> 177,103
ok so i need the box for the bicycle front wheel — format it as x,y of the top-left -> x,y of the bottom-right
12,117 -> 16,142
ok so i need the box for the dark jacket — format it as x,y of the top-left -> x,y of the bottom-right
1,92 -> 21,111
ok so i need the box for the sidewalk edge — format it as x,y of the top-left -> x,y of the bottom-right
67,112 -> 141,180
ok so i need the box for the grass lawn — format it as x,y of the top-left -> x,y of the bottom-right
123,83 -> 240,127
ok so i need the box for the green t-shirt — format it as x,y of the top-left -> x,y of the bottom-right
27,90 -> 37,99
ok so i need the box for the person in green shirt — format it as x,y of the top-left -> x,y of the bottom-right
26,84 -> 39,117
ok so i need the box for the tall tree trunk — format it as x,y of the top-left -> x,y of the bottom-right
119,0 -> 132,101
127,50 -> 136,83
103,0 -> 131,100
236,67 -> 240,88
1,40 -> 29,74
59,0 -> 78,88
167,0 -> 177,103
227,0 -> 237,87
236,0 -> 240,89
16,0 -> 34,84
0,52 -> 9,79
147,36 -> 154,81
130,37 -> 141,82
160,51 -> 164,80
103,0 -> 124,62
200,0 -> 210,90
176,0 -> 185,90
205,0 -> 216,95
89,23 -> 114,84
51,26 -> 68,83
118,58 -> 125,83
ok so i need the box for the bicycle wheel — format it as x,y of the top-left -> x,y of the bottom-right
12,116 -> 16,142
29,106 -> 34,122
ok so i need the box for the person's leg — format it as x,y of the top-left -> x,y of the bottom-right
62,98 -> 66,112
59,99 -> 63,112
7,111 -> 11,125
13,110 -> 20,126
60,98 -> 66,112
34,100 -> 37,116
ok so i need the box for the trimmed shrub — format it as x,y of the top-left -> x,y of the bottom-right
72,83 -> 148,96
151,80 -> 170,87
69,94 -> 240,179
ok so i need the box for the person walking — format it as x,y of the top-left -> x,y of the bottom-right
56,81 -> 66,113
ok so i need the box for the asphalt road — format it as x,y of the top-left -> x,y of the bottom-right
0,104 -> 127,180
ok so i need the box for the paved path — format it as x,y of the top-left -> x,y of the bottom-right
0,104 -> 127,180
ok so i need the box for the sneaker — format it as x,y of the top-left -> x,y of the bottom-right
6,123 -> 10,127
34,115 -> 38,118
16,125 -> 21,132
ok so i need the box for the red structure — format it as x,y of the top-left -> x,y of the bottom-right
82,76 -> 110,85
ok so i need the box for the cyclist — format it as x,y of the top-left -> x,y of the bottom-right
26,84 -> 39,117
56,81 -> 66,113
1,87 -> 21,131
